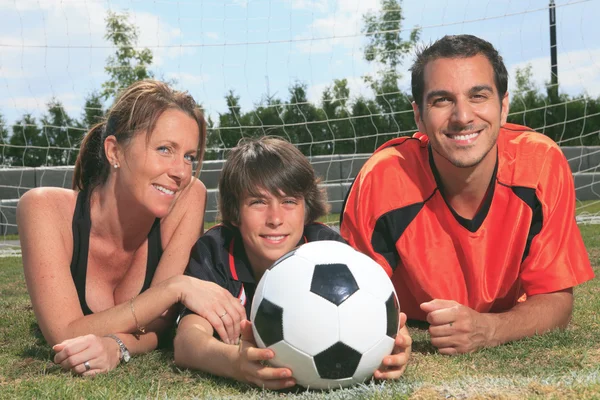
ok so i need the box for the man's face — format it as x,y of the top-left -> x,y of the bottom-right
413,54 -> 509,169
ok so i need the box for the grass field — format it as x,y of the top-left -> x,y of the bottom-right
0,225 -> 598,399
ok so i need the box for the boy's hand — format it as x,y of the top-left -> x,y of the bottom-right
374,312 -> 412,380
235,320 -> 296,390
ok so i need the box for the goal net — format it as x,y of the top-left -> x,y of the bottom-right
1,0 -> 599,254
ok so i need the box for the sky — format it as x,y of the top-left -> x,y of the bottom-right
0,0 -> 599,128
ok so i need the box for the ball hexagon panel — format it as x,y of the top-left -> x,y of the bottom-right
269,341 -> 357,390
250,266 -> 271,349
262,254 -> 315,306
270,248 -> 297,269
385,292 -> 400,338
338,290 -> 387,353
281,291 -> 340,356
268,341 -> 321,388
253,298 -> 284,347
343,250 -> 397,304
310,263 -> 359,306
294,240 -> 357,266
352,335 -> 395,383
313,341 -> 362,380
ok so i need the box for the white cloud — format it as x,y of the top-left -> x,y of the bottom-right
0,91 -> 81,115
231,0 -> 249,8
288,0 -> 329,13
0,2 -> 193,126
509,48 -> 600,97
167,72 -> 210,87
294,0 -> 381,55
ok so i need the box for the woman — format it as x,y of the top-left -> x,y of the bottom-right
17,80 -> 245,376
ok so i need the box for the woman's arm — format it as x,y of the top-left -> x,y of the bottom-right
19,187 -> 243,347
154,178 -> 207,283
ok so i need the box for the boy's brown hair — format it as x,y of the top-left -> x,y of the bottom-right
218,136 -> 329,225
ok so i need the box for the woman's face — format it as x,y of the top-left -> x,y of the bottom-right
115,108 -> 200,218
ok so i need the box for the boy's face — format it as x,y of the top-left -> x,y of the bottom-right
236,189 -> 306,277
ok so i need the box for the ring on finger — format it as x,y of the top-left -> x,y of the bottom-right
219,311 -> 228,319
84,361 -> 91,371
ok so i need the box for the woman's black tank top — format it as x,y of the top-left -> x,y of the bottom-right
69,191 -> 163,315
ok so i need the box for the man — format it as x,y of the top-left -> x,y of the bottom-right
340,34 -> 594,355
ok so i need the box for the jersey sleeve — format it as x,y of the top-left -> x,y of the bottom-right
519,146 -> 594,295
177,236 -> 226,324
340,162 -> 396,278
305,223 -> 347,243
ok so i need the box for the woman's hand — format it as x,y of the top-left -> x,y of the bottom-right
177,276 -> 246,345
53,334 -> 121,376
234,320 -> 296,390
374,312 -> 412,380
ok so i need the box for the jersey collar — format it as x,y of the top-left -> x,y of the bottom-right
227,228 -> 309,283
428,145 -> 498,233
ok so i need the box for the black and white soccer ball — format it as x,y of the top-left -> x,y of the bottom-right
250,240 -> 399,390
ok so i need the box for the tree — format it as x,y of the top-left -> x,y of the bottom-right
247,95 -> 287,140
364,70 -> 415,150
363,0 -> 420,70
320,79 -> 357,154
508,64 -> 600,146
7,114 -> 45,167
80,91 -> 105,130
40,99 -> 80,166
101,11 -> 154,100
207,90 -> 247,160
282,82 -> 324,156
362,0 -> 420,145
351,96 -> 385,153
0,113 -> 9,166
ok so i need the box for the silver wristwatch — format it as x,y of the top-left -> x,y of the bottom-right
106,334 -> 131,363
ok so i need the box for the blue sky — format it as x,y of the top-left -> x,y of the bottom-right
0,0 -> 599,127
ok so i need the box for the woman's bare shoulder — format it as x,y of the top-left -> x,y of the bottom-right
18,187 -> 79,225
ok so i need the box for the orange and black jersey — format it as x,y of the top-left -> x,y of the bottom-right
341,123 -> 594,321
179,222 -> 345,322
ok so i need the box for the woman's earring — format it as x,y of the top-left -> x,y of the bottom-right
113,164 -> 119,169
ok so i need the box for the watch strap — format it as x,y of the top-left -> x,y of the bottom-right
105,334 -> 131,363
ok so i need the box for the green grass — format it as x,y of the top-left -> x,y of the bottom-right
0,234 -> 19,241
576,200 -> 600,215
0,227 -> 598,399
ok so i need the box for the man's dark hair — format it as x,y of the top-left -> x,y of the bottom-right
410,34 -> 508,112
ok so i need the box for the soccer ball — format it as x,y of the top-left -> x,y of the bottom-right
250,240 -> 399,390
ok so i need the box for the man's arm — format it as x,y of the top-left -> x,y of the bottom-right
421,288 -> 573,355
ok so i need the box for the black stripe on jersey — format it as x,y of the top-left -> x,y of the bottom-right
371,190 -> 438,272
429,145 -> 498,233
339,137 -> 423,227
499,184 -> 544,262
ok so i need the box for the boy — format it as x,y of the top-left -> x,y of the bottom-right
174,137 -> 411,389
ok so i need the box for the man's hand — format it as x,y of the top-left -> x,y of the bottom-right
234,320 -> 296,390
420,299 -> 494,355
374,312 -> 412,379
